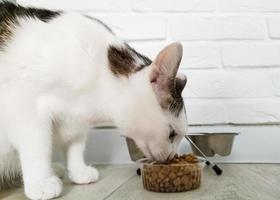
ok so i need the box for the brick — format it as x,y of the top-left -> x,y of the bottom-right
186,99 -> 227,124
91,14 -> 166,41
186,99 -> 280,125
169,16 -> 264,41
267,17 -> 280,38
181,43 -> 220,68
222,44 -> 280,67
18,0 -> 130,11
182,70 -> 275,98
129,42 -> 220,68
271,71 -> 280,96
226,99 -> 280,124
217,0 -> 280,12
132,0 -> 216,12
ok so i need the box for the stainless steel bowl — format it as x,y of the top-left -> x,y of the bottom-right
188,132 -> 239,157
126,137 -> 145,161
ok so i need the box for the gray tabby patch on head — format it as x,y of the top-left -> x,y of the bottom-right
108,43 -> 152,77
0,1 -> 61,50
169,85 -> 185,116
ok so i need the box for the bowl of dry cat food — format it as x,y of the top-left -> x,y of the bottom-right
141,154 -> 202,192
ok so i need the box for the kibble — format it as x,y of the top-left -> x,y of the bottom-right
142,154 -> 201,192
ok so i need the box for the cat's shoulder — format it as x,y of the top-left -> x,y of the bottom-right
0,2 -> 61,49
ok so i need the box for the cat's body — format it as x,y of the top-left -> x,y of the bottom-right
0,2 -> 187,199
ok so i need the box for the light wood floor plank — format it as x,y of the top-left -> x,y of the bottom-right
105,164 -> 280,200
248,164 -> 280,185
0,165 -> 136,200
1,164 -> 279,200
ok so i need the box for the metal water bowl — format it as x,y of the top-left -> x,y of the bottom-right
188,132 -> 239,157
126,137 -> 145,161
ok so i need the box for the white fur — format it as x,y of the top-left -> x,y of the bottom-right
0,12 -> 187,199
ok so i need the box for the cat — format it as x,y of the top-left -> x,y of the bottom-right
0,2 -> 188,200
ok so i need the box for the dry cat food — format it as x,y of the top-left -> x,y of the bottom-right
159,153 -> 199,165
142,154 -> 201,192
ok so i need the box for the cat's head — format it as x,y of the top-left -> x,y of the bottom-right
113,43 -> 187,162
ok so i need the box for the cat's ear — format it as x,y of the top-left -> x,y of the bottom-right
175,73 -> 187,94
150,43 -> 183,109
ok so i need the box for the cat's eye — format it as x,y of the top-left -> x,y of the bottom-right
169,127 -> 177,142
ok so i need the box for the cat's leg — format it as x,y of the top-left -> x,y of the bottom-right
53,162 -> 65,178
13,121 -> 62,200
57,123 -> 99,184
65,136 -> 99,184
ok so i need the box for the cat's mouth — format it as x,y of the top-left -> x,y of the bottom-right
125,137 -> 172,162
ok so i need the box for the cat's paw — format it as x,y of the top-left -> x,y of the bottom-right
68,166 -> 99,184
25,176 -> 62,200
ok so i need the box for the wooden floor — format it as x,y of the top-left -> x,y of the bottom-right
1,164 -> 279,200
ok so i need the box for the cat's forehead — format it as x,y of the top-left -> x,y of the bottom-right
107,43 -> 152,77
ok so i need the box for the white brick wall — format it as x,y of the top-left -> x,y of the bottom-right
169,16 -> 264,41
267,17 -> 280,38
133,0 -> 216,12
18,0 -> 280,125
91,14 -> 166,41
222,43 -> 280,67
217,0 -> 280,12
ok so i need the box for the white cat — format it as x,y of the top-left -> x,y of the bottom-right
0,2 -> 187,200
